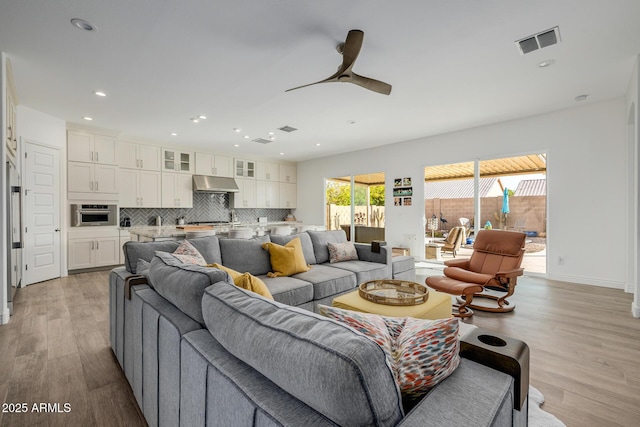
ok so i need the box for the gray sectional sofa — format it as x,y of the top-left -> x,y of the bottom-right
109,230 -> 527,426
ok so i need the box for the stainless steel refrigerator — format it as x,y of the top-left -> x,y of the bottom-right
6,160 -> 22,314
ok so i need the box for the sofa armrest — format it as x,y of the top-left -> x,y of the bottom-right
354,243 -> 392,278
124,275 -> 148,300
496,268 -> 525,280
398,358 -> 519,427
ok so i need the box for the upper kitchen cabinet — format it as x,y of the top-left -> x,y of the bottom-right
67,130 -> 118,165
256,161 -> 280,181
279,164 -> 297,183
234,158 -> 255,179
162,148 -> 193,173
67,162 -> 118,195
195,152 -> 233,177
119,141 -> 161,171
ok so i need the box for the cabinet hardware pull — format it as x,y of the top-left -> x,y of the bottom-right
96,152 -> 98,162
136,159 -> 140,168
91,241 -> 94,250
97,241 -> 99,250
96,181 -> 99,191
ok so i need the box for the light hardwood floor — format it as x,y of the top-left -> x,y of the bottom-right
1,270 -> 639,426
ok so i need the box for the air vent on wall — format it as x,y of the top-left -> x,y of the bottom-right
253,138 -> 272,144
278,125 -> 298,133
515,26 -> 560,55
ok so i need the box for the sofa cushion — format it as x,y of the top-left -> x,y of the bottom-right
124,240 -> 181,273
172,240 -> 207,265
261,238 -> 310,277
292,264 -> 356,300
209,263 -> 273,300
307,230 -> 348,264
328,260 -> 390,284
219,236 -> 271,276
149,251 -> 233,324
269,233 -> 317,265
186,235 -> 222,265
318,305 -> 460,400
259,275 -> 313,306
201,283 -> 404,427
328,241 -> 359,263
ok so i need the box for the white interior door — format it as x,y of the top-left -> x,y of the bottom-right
23,142 -> 61,285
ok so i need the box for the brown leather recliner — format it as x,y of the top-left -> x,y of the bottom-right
426,229 -> 526,318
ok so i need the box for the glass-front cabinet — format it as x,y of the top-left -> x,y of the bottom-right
235,158 -> 256,178
163,149 -> 193,173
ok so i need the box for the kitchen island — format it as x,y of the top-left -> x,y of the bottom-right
124,221 -> 308,242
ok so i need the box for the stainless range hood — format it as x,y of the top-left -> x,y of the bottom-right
193,175 -> 239,193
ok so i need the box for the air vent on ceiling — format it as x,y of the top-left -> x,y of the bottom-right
515,26 -> 560,55
253,138 -> 272,144
278,125 -> 298,133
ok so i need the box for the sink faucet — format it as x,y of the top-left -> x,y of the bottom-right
230,209 -> 238,225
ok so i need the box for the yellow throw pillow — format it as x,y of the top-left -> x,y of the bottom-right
261,237 -> 310,278
208,263 -> 273,300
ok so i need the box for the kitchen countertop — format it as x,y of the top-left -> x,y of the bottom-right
122,221 -> 304,240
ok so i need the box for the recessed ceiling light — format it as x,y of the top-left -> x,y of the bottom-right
268,132 -> 274,136
233,128 -> 241,132
191,118 -> 199,123
269,136 -> 276,141
575,94 -> 589,102
198,115 -> 207,120
243,135 -> 250,139
537,59 -> 555,68
279,152 -> 284,156
93,91 -> 106,97
71,18 -> 97,32
83,116 -> 93,121
315,143 -> 321,146
234,144 -> 240,147
170,132 -> 177,136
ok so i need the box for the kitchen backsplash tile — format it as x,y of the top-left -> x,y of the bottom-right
120,193 -> 292,226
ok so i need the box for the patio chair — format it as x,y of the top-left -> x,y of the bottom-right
440,226 -> 465,257
425,229 -> 526,318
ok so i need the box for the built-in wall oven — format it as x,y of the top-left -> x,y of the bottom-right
71,204 -> 118,227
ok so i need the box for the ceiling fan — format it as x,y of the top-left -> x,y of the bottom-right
286,29 -> 392,95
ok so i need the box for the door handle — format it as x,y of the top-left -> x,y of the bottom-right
54,228 -> 60,232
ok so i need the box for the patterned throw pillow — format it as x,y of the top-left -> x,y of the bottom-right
208,263 -> 273,300
172,240 -> 207,265
327,241 -> 359,263
318,305 -> 460,399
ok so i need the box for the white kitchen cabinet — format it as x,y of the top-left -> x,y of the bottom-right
67,131 -> 118,165
279,164 -> 297,183
161,172 -> 193,208
234,158 -> 256,178
163,149 -> 193,173
256,181 -> 280,208
257,161 -> 280,181
195,152 -> 233,177
68,230 -> 120,270
233,178 -> 256,208
279,182 -> 297,208
119,230 -> 131,264
119,169 -> 161,207
119,141 -> 161,171
68,161 -> 118,194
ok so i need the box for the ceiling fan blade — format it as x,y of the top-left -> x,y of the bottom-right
285,74 -> 340,92
340,29 -> 364,73
349,72 -> 392,95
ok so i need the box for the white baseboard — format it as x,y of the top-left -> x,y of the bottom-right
632,301 -> 640,318
547,273 -> 625,289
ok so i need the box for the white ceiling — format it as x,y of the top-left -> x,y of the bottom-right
2,1 -> 640,162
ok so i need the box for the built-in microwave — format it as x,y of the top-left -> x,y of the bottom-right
71,204 -> 117,227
